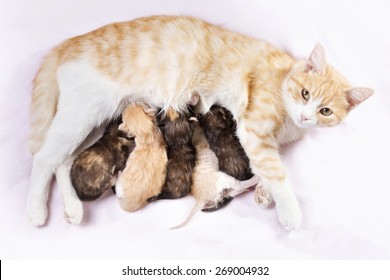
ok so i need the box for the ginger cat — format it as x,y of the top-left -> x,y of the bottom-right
27,15 -> 373,229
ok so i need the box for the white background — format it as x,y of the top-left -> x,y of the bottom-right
1,0 -> 389,259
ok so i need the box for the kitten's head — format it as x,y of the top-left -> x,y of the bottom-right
283,44 -> 373,128
163,111 -> 194,146
119,104 -> 157,138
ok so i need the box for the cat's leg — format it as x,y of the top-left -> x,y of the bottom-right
240,133 -> 301,230
26,112 -> 95,226
27,69 -> 124,226
55,157 -> 83,225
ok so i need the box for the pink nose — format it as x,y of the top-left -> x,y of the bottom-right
301,114 -> 310,122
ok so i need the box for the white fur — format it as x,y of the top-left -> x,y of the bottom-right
55,158 -> 83,225
277,116 -> 306,145
27,60 -> 125,226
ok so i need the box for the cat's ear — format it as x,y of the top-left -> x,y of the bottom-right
305,44 -> 326,75
346,87 -> 374,110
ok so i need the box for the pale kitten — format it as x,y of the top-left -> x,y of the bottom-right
27,16 -> 373,229
172,122 -> 260,229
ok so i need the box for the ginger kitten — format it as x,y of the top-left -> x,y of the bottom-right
115,104 -> 167,212
28,16 -> 373,229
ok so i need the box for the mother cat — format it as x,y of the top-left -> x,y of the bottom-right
27,15 -> 372,229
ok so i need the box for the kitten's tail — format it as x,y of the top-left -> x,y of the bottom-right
28,51 -> 60,154
170,201 -> 205,230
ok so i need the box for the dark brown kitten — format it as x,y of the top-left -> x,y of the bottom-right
157,108 -> 196,199
70,119 -> 135,201
199,105 -> 253,211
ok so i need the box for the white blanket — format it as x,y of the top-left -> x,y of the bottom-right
1,0 -> 389,259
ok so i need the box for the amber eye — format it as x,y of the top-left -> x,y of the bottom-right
301,88 -> 310,101
320,107 -> 333,116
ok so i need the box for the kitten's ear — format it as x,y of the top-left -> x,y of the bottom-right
145,107 -> 156,117
346,87 -> 374,110
305,44 -> 326,75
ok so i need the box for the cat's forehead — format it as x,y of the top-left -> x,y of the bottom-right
293,69 -> 350,101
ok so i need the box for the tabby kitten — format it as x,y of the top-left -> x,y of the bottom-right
157,108 -> 196,199
199,105 -> 253,211
27,16 -> 373,229
70,119 -> 135,201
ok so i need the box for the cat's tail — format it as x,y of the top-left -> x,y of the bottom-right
28,51 -> 60,154
170,201 -> 205,230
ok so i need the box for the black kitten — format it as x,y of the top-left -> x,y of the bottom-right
157,108 -> 196,199
199,105 -> 253,211
70,119 -> 135,201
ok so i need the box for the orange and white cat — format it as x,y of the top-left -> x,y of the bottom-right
27,15 -> 373,229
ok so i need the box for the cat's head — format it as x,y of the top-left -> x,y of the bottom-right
283,44 -> 373,128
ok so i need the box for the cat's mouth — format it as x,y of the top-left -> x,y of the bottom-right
295,118 -> 317,128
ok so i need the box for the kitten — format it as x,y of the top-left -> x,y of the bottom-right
28,16 -> 373,228
172,122 -> 259,229
199,105 -> 254,211
70,119 -> 135,201
157,108 -> 196,199
115,104 -> 167,212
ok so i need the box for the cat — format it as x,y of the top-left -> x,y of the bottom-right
157,107 -> 196,199
172,122 -> 260,229
70,118 -> 135,201
199,105 -> 254,211
115,104 -> 167,212
27,15 -> 373,229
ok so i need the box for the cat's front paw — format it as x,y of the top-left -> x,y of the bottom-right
254,184 -> 273,208
27,202 -> 48,227
275,197 -> 302,231
64,199 -> 83,225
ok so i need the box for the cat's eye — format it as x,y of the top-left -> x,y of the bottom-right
320,107 -> 333,116
301,88 -> 310,101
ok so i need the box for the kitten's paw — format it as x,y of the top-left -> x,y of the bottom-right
276,198 -> 302,231
64,199 -> 83,225
27,203 -> 48,227
254,185 -> 273,208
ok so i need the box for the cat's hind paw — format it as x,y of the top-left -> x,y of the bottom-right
254,185 -> 273,208
64,199 -> 83,225
27,203 -> 48,227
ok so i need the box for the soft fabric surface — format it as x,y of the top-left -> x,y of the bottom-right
1,0 -> 389,259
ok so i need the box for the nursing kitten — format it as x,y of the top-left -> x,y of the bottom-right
70,119 -> 135,201
28,16 -> 373,229
199,105 -> 253,211
157,108 -> 196,199
172,122 -> 259,229
115,104 -> 167,212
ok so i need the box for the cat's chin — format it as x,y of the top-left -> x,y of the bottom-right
294,119 -> 317,129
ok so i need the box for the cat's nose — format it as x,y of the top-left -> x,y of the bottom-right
300,114 -> 310,122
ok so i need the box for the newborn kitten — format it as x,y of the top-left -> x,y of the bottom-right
70,119 -> 135,201
199,105 -> 254,211
116,104 -> 167,212
157,107 -> 196,199
172,122 -> 260,229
